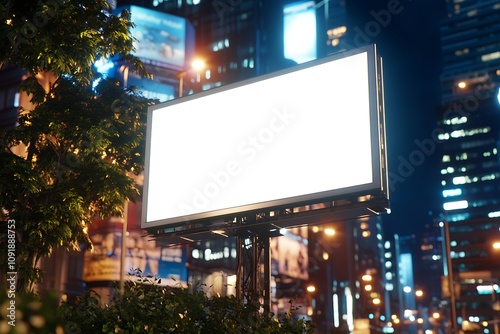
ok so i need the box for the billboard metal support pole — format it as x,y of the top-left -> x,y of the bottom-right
235,216 -> 271,315
236,233 -> 243,302
263,234 -> 271,316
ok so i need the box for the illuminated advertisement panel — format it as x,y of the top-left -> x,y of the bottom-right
271,227 -> 308,280
118,5 -> 195,70
284,1 -> 317,64
83,218 -> 187,285
142,45 -> 386,230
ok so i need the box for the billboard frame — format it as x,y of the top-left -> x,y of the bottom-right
142,44 -> 389,239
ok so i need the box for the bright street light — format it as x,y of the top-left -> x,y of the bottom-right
306,285 -> 316,293
191,58 -> 206,71
178,58 -> 206,97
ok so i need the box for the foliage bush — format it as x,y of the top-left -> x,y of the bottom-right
1,270 -> 314,333
60,274 -> 314,334
0,290 -> 63,334
0,271 -> 310,333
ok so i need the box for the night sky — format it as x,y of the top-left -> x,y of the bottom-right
348,0 -> 448,237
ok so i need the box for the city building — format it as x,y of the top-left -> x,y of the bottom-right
437,1 -> 500,332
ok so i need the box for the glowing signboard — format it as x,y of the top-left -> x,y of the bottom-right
142,45 -> 387,230
118,5 -> 195,70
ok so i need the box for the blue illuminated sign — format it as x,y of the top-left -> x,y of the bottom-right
283,1 -> 317,64
118,6 -> 195,70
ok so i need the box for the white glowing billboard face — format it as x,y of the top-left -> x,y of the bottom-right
142,46 -> 383,229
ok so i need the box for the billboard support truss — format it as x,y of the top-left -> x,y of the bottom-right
235,218 -> 273,315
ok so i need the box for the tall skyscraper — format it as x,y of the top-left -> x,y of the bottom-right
438,1 -> 500,331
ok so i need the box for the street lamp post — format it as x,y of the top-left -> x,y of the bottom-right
441,220 -> 458,334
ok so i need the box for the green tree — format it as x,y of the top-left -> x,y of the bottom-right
0,0 -> 153,292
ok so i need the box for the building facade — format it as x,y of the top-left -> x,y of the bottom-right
438,0 -> 500,332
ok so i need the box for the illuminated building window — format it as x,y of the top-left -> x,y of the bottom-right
443,200 -> 468,211
488,210 -> 500,218
454,48 -> 469,56
445,116 -> 467,125
453,176 -> 467,184
438,132 -> 450,140
442,188 -> 462,198
450,127 -> 490,138
327,25 -> 347,38
448,213 -> 470,221
466,9 -> 478,16
481,173 -> 498,181
451,129 -> 465,138
481,51 -> 500,62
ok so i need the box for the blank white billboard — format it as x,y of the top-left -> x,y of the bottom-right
142,45 -> 385,229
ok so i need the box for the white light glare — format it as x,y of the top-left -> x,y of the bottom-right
443,200 -> 468,211
488,211 -> 500,218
